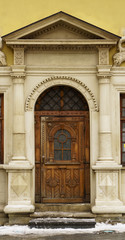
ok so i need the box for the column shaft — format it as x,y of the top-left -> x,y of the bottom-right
98,76 -> 112,160
11,67 -> 26,161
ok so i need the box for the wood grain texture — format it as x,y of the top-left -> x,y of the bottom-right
35,113 -> 90,203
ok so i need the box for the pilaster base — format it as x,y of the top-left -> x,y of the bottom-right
4,204 -> 35,214
92,204 -> 125,214
92,162 -> 125,214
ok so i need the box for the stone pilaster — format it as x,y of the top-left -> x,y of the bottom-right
4,65 -> 34,215
98,65 -> 112,162
92,65 -> 125,214
11,65 -> 26,161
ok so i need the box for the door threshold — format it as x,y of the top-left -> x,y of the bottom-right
35,203 -> 91,212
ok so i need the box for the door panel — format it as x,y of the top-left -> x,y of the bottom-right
35,114 -> 90,203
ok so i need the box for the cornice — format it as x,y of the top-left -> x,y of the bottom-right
0,67 -> 11,76
5,39 -> 117,48
111,67 -> 125,76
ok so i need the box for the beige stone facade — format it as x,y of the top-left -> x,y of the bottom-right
0,12 -> 125,224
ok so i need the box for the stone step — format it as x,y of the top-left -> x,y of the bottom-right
35,203 -> 91,212
30,211 -> 95,218
29,217 -> 96,229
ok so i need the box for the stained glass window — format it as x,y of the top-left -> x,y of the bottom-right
54,129 -> 71,160
35,86 -> 89,111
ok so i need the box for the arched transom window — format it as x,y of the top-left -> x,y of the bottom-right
35,86 -> 89,111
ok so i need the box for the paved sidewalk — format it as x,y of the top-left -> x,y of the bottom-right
0,232 -> 125,240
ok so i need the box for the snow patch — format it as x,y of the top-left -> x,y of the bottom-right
0,222 -> 125,236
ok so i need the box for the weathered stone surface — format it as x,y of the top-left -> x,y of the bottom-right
35,203 -> 91,212
29,217 -> 96,229
9,213 -> 31,225
30,211 -> 95,218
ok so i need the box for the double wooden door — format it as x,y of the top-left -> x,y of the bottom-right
35,113 -> 90,203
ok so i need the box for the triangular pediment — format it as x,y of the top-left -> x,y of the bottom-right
3,12 -> 119,46
19,20 -> 104,40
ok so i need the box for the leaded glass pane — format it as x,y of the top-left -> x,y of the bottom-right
122,99 -> 125,107
54,129 -> 71,161
63,150 -> 71,160
122,143 -> 125,152
122,108 -> 125,117
122,123 -> 125,131
54,130 -> 62,138
122,133 -> 125,141
63,139 -> 71,149
35,86 -> 89,111
54,140 -> 62,149
122,153 -> 125,163
54,150 -> 62,160
58,134 -> 67,143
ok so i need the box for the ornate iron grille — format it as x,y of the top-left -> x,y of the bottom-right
35,86 -> 89,111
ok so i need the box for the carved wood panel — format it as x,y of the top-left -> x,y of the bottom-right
35,113 -> 90,203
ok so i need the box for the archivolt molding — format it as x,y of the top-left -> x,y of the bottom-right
25,76 -> 98,112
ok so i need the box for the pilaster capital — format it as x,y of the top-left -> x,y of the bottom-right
97,65 -> 112,83
11,65 -> 26,83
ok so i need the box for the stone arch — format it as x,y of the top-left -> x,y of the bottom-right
25,76 -> 98,112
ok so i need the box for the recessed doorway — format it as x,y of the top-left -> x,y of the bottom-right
35,86 -> 90,203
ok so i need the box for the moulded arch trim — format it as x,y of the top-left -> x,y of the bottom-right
49,124 -> 76,139
25,76 -> 98,112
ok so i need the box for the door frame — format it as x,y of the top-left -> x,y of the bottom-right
35,110 -> 90,203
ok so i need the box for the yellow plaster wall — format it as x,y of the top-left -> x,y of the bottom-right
0,0 -> 125,37
0,0 -> 125,65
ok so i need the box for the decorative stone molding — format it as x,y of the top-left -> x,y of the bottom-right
0,86 -> 11,93
97,171 -> 118,200
97,65 -> 112,82
11,65 -> 26,81
14,47 -> 24,65
26,45 -> 96,52
11,174 -> 28,197
98,47 -> 109,65
12,77 -> 25,84
113,36 -> 125,66
0,37 -> 7,66
25,76 -> 98,112
25,21 -> 100,40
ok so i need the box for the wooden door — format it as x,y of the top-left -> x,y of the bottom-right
35,113 -> 90,203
